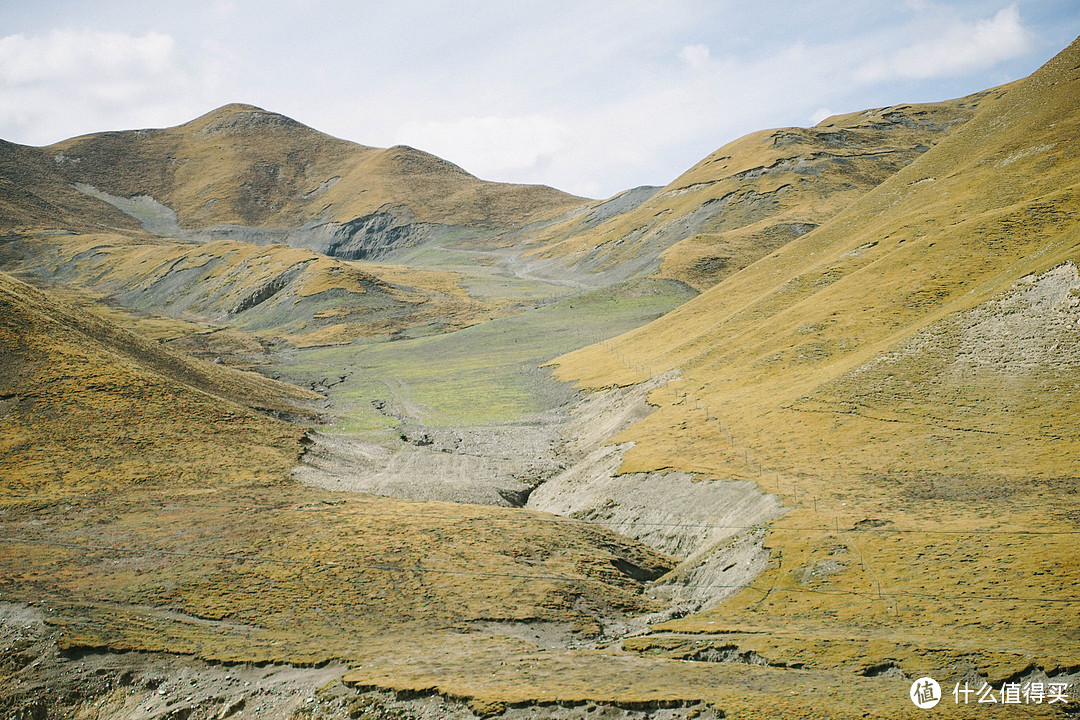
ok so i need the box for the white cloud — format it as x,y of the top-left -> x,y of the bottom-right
394,115 -> 571,183
856,4 -> 1035,82
679,44 -> 711,71
0,29 -> 208,145
810,107 -> 833,125
0,29 -> 177,85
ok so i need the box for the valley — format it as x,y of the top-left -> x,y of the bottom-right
1,36 -> 1079,720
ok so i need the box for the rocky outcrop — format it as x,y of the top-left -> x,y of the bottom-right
322,209 -> 433,260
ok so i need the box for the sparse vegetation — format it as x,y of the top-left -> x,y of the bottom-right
552,34 -> 1080,698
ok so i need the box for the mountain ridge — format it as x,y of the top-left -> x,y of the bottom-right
516,91 -> 992,289
2,102 -> 588,260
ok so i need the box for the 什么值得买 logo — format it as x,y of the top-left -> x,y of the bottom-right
910,677 -> 941,709
910,676 -> 1072,708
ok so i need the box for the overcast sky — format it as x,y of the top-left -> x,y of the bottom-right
1,1 -> 1077,198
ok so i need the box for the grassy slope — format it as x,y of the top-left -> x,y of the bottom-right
522,94 -> 984,290
0,271 -> 314,495
9,231 -> 501,348
551,38 -> 1080,677
0,140 -> 141,234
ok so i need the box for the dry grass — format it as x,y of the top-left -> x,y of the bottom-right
26,104 -> 583,234
8,232 -> 499,347
551,37 -> 1080,678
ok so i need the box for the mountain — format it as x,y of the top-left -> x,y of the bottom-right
551,36 -> 1080,681
511,93 -> 989,289
3,103 -> 586,258
0,104 -> 595,348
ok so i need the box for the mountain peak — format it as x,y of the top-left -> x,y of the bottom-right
213,102 -> 268,114
187,103 -> 312,137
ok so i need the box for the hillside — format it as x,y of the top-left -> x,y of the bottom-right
508,93 -> 986,289
6,231 -> 502,348
0,270 -> 692,716
551,35 -> 1080,685
0,139 -> 141,233
0,270 -> 317,493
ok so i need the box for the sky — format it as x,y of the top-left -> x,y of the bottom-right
1,1 -> 1078,199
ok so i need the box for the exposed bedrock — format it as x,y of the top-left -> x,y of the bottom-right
319,209 -> 433,260
292,424 -> 561,508
526,376 -> 787,612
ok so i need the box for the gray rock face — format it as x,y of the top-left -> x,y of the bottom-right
322,209 -> 430,260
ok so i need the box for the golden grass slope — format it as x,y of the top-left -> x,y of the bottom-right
30,104 -> 583,233
526,93 -> 987,290
0,270 -> 315,495
9,231 -> 498,347
551,37 -> 1080,678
